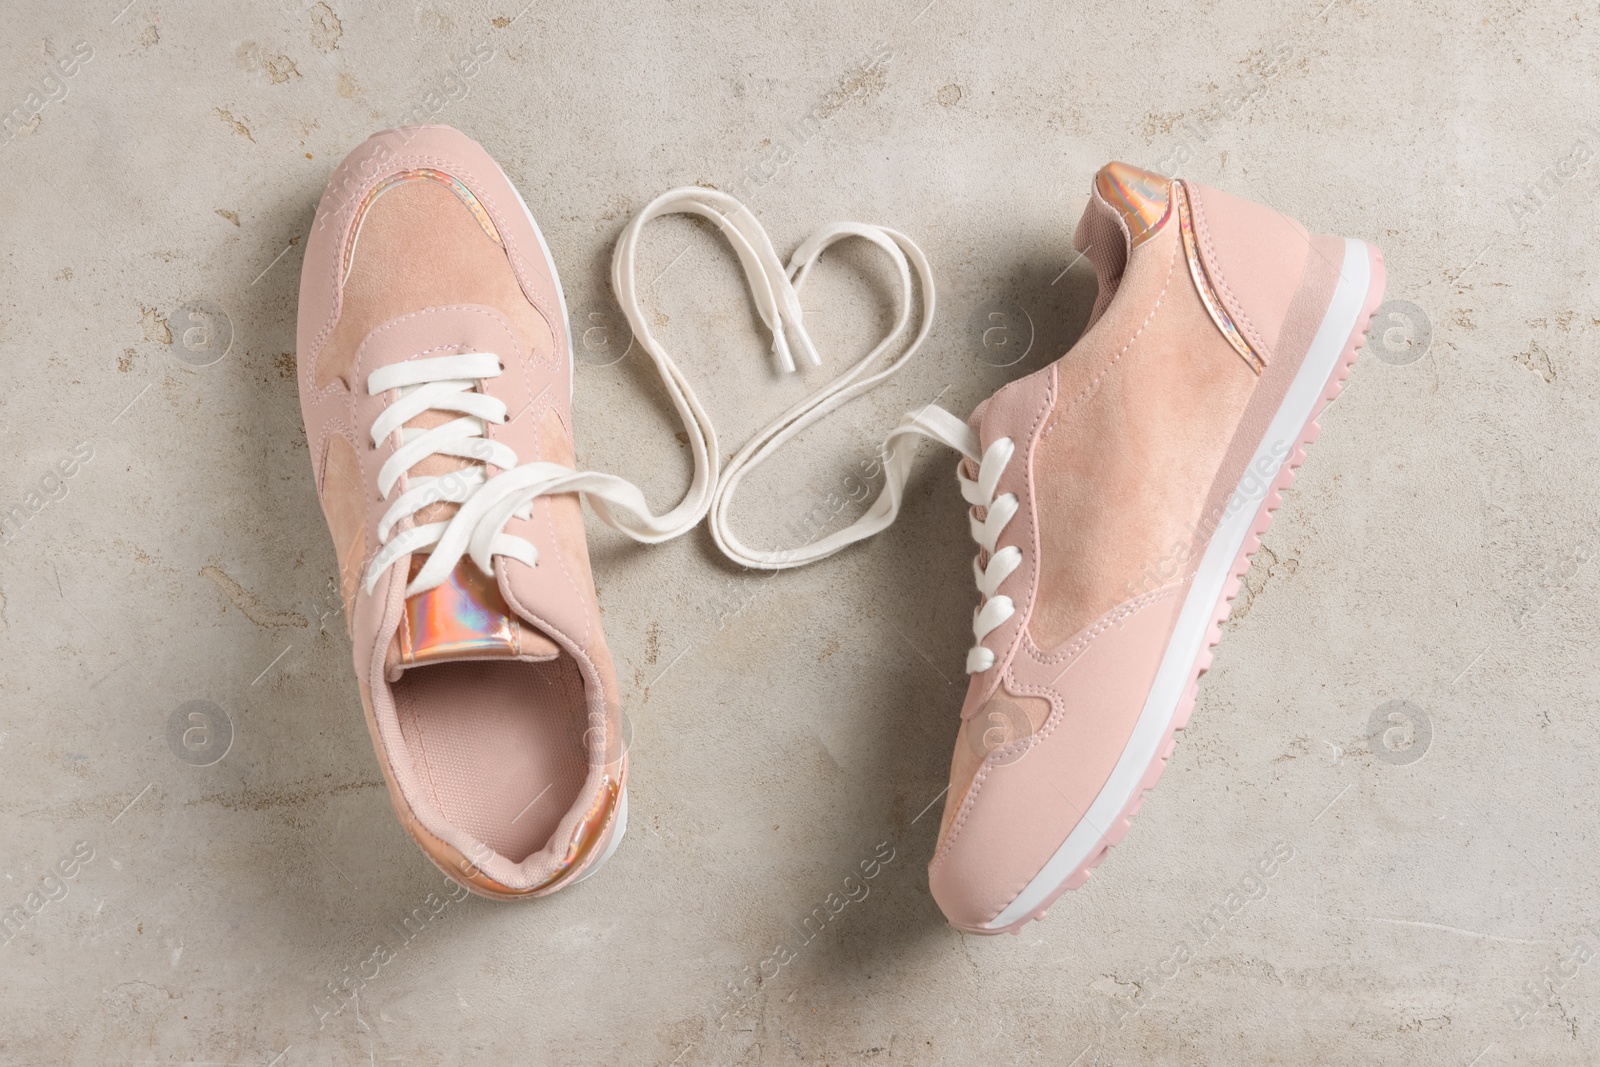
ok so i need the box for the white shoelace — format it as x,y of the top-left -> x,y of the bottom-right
364,351 -> 675,596
959,438 -> 1020,673
363,187 -> 1016,672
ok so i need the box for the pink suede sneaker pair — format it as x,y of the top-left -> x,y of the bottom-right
295,129 -> 1383,925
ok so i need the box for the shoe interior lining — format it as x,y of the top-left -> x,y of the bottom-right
391,657 -> 589,864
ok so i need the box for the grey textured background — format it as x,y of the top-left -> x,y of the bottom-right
2,1 -> 1597,1064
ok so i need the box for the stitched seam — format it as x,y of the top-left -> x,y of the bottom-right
311,423 -> 360,493
311,301 -> 520,404
353,305 -> 519,392
1026,586 -> 1184,665
1173,185 -> 1264,375
308,148 -> 563,387
1040,231 -> 1178,443
931,585 -> 1183,871
398,697 -> 449,817
314,425 -> 369,614
1019,589 -> 1182,749
500,579 -> 597,668
1011,591 -> 1183,715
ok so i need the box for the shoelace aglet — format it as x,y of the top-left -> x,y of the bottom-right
771,331 -> 797,374
793,328 -> 823,369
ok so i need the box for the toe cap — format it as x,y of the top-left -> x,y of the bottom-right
929,586 -> 1185,931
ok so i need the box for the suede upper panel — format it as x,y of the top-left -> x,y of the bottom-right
1025,221 -> 1257,651
318,179 -> 557,391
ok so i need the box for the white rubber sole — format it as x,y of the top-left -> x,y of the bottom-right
982,238 -> 1376,932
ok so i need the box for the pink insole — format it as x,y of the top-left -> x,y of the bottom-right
392,658 -> 589,863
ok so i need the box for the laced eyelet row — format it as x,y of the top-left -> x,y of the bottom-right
959,437 -> 1019,673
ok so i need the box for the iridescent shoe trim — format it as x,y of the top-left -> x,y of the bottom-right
397,558 -> 528,668
529,773 -> 622,891
343,168 -> 502,277
1174,181 -> 1263,374
1095,161 -> 1172,249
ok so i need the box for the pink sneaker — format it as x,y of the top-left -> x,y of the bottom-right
296,127 -> 626,897
295,137 -> 958,898
927,162 -> 1386,933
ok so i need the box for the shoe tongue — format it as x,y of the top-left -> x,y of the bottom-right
1074,161 -> 1173,327
384,557 -> 561,681
961,398 -> 990,479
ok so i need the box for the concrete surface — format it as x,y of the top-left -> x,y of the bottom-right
2,1 -> 1598,1064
